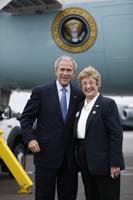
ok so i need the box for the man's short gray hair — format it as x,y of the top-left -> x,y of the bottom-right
54,55 -> 77,71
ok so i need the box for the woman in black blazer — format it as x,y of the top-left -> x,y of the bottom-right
74,66 -> 125,200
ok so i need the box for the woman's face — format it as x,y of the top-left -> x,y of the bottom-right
80,77 -> 99,100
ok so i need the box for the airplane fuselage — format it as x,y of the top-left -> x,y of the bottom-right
0,0 -> 132,95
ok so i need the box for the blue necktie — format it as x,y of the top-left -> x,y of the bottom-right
60,88 -> 67,121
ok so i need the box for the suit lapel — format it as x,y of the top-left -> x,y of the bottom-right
65,85 -> 78,122
48,82 -> 63,122
85,95 -> 102,135
73,102 -> 84,137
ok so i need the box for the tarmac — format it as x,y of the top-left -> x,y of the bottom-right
0,131 -> 133,200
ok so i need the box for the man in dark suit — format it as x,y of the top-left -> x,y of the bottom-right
74,66 -> 125,200
20,55 -> 84,200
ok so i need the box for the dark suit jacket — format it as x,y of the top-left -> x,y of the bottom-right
20,82 -> 83,168
74,94 -> 125,175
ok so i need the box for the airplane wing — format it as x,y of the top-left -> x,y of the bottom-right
0,0 -> 63,14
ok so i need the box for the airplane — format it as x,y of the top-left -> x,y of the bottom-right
0,0 -> 133,114
0,0 -> 132,176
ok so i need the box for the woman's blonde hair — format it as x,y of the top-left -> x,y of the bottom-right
77,66 -> 101,88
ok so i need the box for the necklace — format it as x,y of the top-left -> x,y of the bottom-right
84,103 -> 90,111
83,98 -> 91,111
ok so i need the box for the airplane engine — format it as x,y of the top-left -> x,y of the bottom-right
123,108 -> 133,120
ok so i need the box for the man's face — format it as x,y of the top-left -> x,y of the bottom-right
55,59 -> 75,87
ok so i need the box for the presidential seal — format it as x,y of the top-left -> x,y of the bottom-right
52,7 -> 97,53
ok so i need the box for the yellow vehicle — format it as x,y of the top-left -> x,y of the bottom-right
0,129 -> 33,193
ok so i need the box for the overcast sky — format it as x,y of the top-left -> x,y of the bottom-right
9,91 -> 31,113
9,91 -> 133,113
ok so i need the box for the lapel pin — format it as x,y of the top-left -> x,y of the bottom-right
92,111 -> 96,114
76,111 -> 79,117
95,104 -> 99,107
